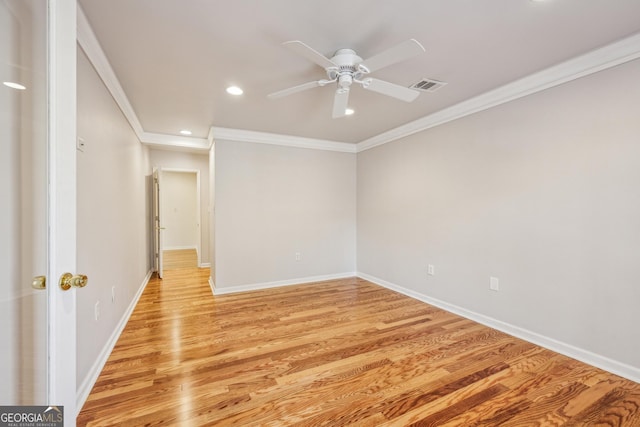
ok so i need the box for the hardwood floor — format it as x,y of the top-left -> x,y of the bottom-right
163,249 -> 198,269
78,270 -> 640,426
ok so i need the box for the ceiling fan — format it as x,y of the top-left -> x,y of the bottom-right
267,39 -> 426,118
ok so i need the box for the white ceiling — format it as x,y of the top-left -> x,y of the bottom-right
78,0 -> 640,147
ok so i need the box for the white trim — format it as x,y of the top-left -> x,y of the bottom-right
163,245 -> 198,251
200,262 -> 211,268
195,170 -> 201,268
76,5 -> 143,138
140,131 -> 209,152
208,276 -> 215,296
76,5 -> 209,152
356,32 -> 640,152
152,168 -> 163,278
212,272 -> 356,295
160,167 -> 200,174
211,127 -> 356,153
49,0 -> 78,420
76,270 -> 153,416
77,11 -> 640,155
207,127 -> 215,150
358,272 -> 640,385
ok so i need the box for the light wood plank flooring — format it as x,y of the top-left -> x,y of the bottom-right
78,270 -> 640,426
163,249 -> 198,269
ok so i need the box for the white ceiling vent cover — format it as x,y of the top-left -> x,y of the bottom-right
410,78 -> 447,92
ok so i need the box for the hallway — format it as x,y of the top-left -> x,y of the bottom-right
78,266 -> 212,425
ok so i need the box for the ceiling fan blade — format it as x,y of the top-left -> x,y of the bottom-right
332,88 -> 350,118
283,40 -> 336,69
361,78 -> 420,102
360,39 -> 425,73
267,80 -> 323,99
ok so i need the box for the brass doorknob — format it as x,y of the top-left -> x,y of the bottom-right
59,273 -> 88,291
32,276 -> 47,290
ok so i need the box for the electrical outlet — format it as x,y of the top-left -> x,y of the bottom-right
111,286 -> 115,303
295,252 -> 301,261
428,264 -> 435,276
490,277 -> 500,292
95,301 -> 100,321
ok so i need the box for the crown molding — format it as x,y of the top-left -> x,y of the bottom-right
77,5 -> 144,137
139,132 -> 209,152
78,8 -> 640,156
78,6 -> 354,155
77,5 -> 210,152
211,127 -> 357,153
357,31 -> 640,152
77,6 -> 353,154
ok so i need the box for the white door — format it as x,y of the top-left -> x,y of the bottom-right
48,0 -> 79,423
0,0 -> 78,424
0,0 -> 49,406
153,167 -> 165,278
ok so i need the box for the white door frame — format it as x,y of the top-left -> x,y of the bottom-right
152,167 -> 164,278
48,0 -> 77,423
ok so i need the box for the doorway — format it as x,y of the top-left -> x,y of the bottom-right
153,168 -> 201,275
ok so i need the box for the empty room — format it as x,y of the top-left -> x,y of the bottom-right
3,0 -> 640,425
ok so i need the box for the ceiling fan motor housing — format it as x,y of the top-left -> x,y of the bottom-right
331,48 -> 362,66
327,48 -> 365,86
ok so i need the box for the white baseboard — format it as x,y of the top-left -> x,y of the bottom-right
208,276 -> 215,296
357,272 -> 640,385
200,262 -> 211,268
76,270 -> 153,415
213,272 -> 356,295
164,245 -> 197,251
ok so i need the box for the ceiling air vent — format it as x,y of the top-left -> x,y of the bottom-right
410,78 -> 447,93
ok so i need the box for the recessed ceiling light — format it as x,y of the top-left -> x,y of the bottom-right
226,86 -> 243,95
3,81 -> 26,90
345,108 -> 355,116
179,129 -> 192,135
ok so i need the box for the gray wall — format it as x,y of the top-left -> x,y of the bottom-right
160,171 -> 198,250
215,140 -> 356,290
357,58 -> 640,371
76,47 -> 152,390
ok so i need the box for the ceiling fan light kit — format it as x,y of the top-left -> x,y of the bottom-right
268,39 -> 426,118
